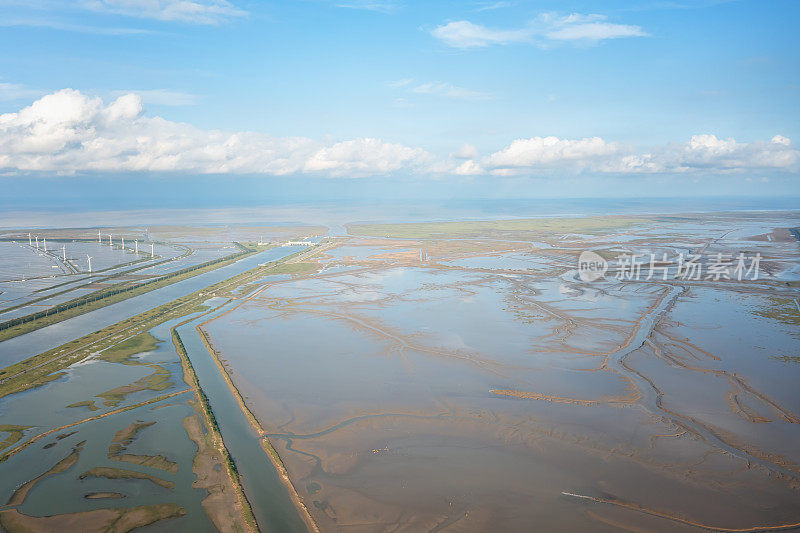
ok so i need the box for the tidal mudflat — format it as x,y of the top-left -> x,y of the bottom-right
200,212 -> 800,531
0,226 -> 317,532
0,214 -> 798,532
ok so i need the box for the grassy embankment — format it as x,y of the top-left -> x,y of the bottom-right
0,390 -> 190,464
0,425 -> 31,452
0,244 -> 320,528
107,421 -> 178,473
79,467 -> 174,489
191,292 -> 321,532
347,216 -> 654,239
192,326 -> 319,533
172,325 -> 259,533
0,242 -> 272,343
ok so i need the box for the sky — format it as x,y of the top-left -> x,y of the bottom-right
0,0 -> 798,208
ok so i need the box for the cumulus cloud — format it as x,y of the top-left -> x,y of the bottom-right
0,89 -> 431,177
0,90 -> 795,179
660,134 -> 799,172
455,134 -> 798,175
486,136 -> 619,170
79,0 -> 246,24
304,139 -> 432,176
430,13 -> 647,49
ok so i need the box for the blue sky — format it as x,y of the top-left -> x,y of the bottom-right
0,0 -> 798,205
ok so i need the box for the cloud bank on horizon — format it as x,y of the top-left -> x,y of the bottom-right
0,89 -> 796,179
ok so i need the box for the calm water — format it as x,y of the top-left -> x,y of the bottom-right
0,246 -> 304,366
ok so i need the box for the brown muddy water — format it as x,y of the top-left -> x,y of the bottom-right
0,213 -> 798,532
201,214 -> 800,532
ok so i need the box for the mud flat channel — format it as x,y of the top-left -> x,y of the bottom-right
203,213 -> 800,531
177,310 -> 309,532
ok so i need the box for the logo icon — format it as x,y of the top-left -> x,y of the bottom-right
578,251 -> 608,282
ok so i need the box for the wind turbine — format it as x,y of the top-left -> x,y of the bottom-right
62,245 -> 66,261
108,234 -> 113,247
121,236 -> 125,251
28,233 -> 31,247
98,229 -> 102,243
150,243 -> 155,257
35,236 -> 39,250
43,237 -> 47,252
87,255 -> 92,273
135,240 -> 139,255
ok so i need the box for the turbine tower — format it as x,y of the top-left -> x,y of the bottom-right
98,229 -> 102,243
108,234 -> 113,247
135,240 -> 139,255
43,237 -> 47,252
121,236 -> 125,250
35,236 -> 39,250
150,243 -> 155,257
87,255 -> 92,273
28,233 -> 31,247
62,245 -> 66,261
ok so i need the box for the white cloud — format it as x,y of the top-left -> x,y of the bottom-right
662,134 -> 799,172
486,136 -> 619,169
79,0 -> 246,24
462,134 -> 799,175
430,13 -> 647,49
0,89 -> 431,177
545,22 -> 647,41
473,2 -> 514,12
332,0 -> 402,14
0,90 -> 795,179
772,135 -> 791,146
453,143 -> 478,159
0,18 -> 154,35
0,82 -> 45,101
390,79 -> 490,100
410,81 -> 490,100
304,138 -> 431,176
430,20 -> 531,48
